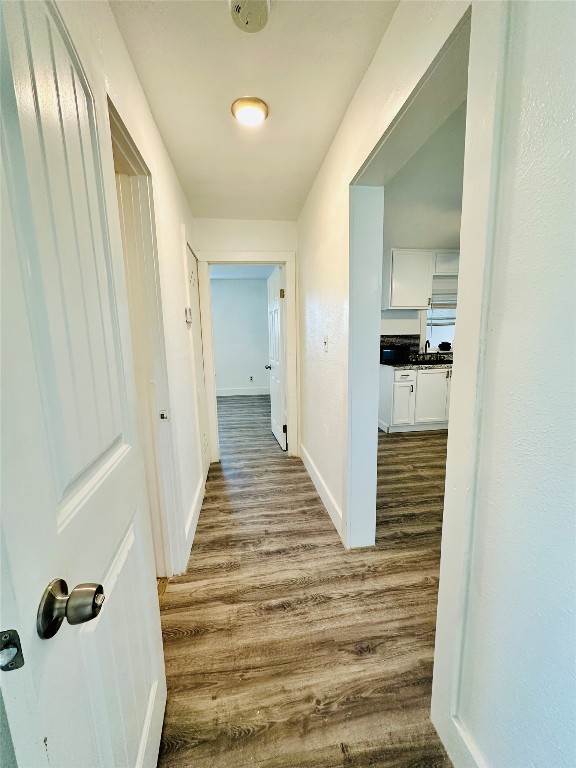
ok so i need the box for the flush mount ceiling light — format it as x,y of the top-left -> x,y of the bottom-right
231,97 -> 269,127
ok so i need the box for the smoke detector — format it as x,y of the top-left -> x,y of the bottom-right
229,0 -> 270,33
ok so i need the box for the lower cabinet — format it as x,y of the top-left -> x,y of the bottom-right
379,365 -> 452,432
392,381 -> 415,425
414,368 -> 450,423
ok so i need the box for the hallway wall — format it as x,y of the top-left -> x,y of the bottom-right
58,1 -> 208,573
191,218 -> 297,253
211,279 -> 270,396
437,2 -> 576,765
297,0 -> 469,534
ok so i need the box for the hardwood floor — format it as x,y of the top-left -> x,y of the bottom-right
158,396 -> 450,768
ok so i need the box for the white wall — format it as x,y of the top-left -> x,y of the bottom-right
381,103 -> 466,333
439,3 -> 576,765
191,218 -> 297,253
297,0 -> 469,532
211,279 -> 270,396
60,1 -> 208,573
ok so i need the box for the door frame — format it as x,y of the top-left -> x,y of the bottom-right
346,3 -> 510,765
108,101 -> 180,577
196,251 -> 298,461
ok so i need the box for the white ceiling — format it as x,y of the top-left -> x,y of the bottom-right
110,0 -> 399,220
210,264 -> 275,279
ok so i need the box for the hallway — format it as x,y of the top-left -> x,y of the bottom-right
158,397 -> 449,767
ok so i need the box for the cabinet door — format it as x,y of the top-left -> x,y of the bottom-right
415,368 -> 449,423
390,249 -> 434,308
392,382 -> 416,425
435,250 -> 460,275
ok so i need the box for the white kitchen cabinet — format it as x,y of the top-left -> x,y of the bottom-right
435,250 -> 460,275
392,381 -> 416,425
382,248 -> 459,309
379,364 -> 451,432
386,249 -> 435,309
414,368 -> 450,423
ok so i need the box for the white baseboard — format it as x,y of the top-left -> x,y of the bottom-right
300,443 -> 343,540
180,476 -> 206,572
216,387 -> 270,396
379,420 -> 448,433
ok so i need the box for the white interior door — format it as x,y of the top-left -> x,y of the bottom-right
267,267 -> 287,450
186,246 -> 210,477
0,3 -> 166,766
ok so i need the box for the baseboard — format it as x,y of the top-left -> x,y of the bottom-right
380,421 -> 448,433
216,387 -> 270,396
182,476 -> 205,567
300,443 -> 343,538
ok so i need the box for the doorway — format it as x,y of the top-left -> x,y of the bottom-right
206,263 -> 287,453
109,100 -> 177,577
196,252 -> 298,462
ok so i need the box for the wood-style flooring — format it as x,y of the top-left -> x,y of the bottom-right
158,396 -> 450,768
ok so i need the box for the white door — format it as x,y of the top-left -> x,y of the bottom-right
267,267 -> 287,450
392,382 -> 416,425
390,249 -> 435,308
414,368 -> 450,423
186,246 -> 210,477
0,3 -> 166,766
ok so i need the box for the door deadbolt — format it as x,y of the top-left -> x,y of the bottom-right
37,579 -> 105,639
0,629 -> 24,671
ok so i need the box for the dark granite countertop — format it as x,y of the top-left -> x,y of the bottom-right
381,360 -> 453,370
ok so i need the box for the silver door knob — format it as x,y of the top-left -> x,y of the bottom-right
37,579 -> 105,639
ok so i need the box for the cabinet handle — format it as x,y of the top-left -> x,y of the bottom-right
446,370 -> 449,378
410,385 -> 414,392
428,297 -> 431,306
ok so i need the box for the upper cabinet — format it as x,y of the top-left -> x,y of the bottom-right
387,249 -> 435,309
383,248 -> 459,309
435,250 -> 460,275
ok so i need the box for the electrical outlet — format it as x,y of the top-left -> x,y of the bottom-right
250,376 -> 253,381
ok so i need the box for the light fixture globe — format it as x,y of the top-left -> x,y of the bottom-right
231,97 -> 268,126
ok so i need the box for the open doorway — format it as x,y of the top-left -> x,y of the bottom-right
346,15 -> 470,549
207,264 -> 288,453
196,252 -> 298,463
376,96 -> 466,529
109,100 -> 177,577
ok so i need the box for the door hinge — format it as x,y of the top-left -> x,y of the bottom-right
184,307 -> 193,324
280,288 -> 285,299
283,424 -> 287,434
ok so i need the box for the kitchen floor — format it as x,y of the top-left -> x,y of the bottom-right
157,396 -> 450,767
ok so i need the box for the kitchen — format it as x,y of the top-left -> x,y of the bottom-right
379,248 -> 458,432
376,100 -> 466,531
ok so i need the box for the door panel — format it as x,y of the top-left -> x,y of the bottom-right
390,249 -> 434,308
392,382 -> 415,425
267,267 -> 287,450
415,368 -> 449,423
0,3 -> 166,765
